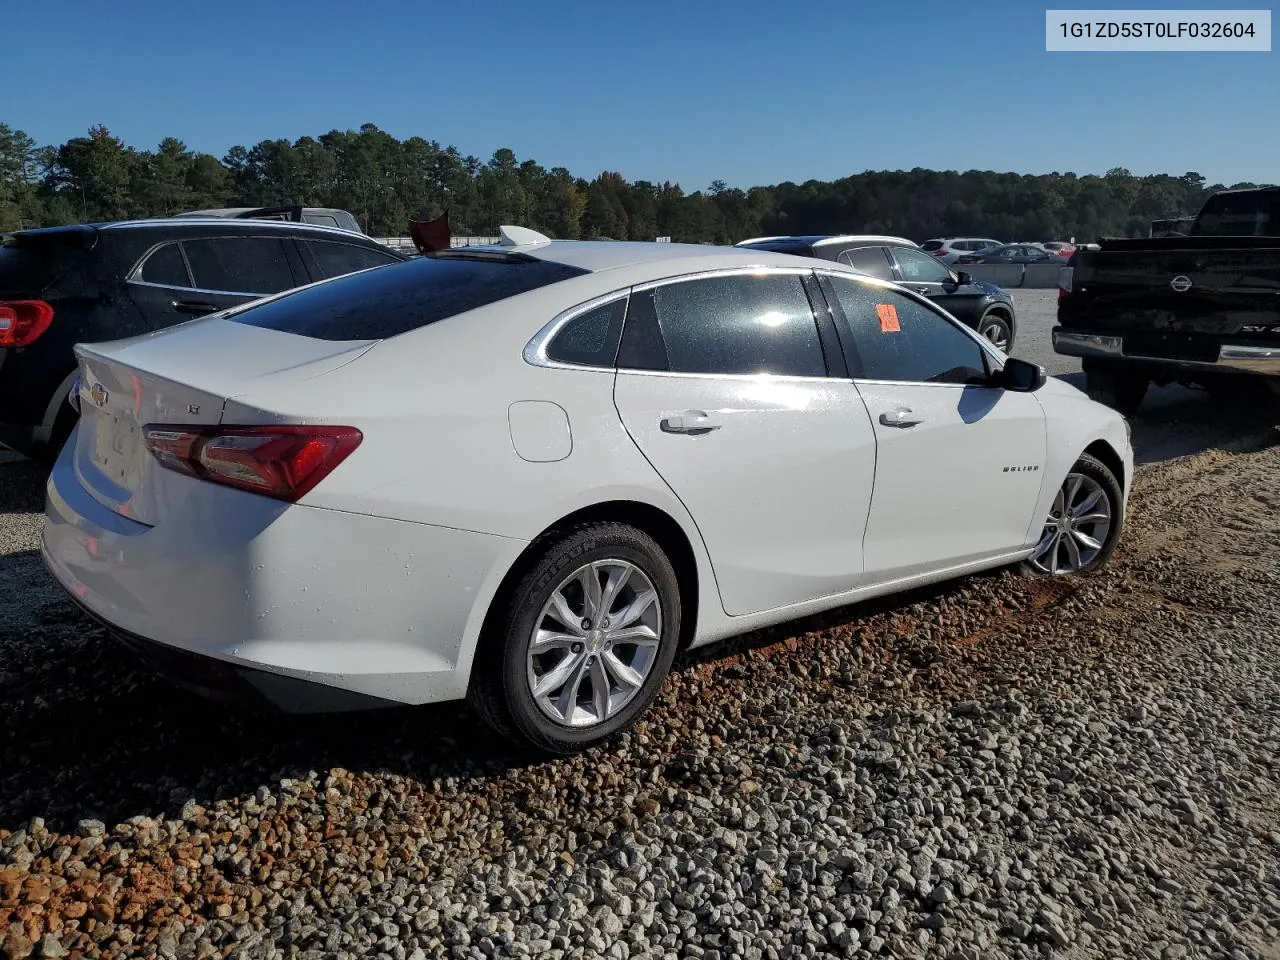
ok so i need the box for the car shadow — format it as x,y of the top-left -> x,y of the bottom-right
1053,372 -> 1280,465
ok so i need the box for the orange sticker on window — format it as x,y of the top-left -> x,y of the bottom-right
876,303 -> 901,332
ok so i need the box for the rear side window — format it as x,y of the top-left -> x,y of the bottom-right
304,214 -> 341,228
920,240 -> 943,251
304,240 -> 401,279
838,246 -> 894,280
184,237 -> 296,295
138,243 -> 191,287
1192,192 -> 1279,237
546,298 -> 627,367
826,276 -> 989,385
619,273 -> 826,377
229,254 -> 590,341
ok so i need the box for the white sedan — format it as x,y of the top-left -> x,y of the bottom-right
42,227 -> 1133,753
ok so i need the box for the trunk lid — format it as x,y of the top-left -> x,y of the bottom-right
73,317 -> 376,525
1064,237 -> 1280,337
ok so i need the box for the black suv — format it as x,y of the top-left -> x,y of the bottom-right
0,218 -> 406,458
735,234 -> 1018,352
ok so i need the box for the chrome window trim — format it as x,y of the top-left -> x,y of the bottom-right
127,240 -> 194,288
524,290 -> 631,371
126,279 -> 265,299
613,368 -> 845,384
629,264 -> 815,293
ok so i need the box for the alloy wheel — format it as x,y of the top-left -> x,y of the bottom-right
1028,472 -> 1113,574
526,559 -> 662,727
980,318 -> 1011,352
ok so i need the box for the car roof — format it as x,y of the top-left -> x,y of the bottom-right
99,217 -> 376,241
447,239 -> 827,275
738,234 -> 916,249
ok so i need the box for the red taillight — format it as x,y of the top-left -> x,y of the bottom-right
932,249 -> 948,257
0,300 -> 54,347
1058,265 -> 1074,299
142,424 -> 362,502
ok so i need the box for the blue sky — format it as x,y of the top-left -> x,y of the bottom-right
6,0 -> 1276,190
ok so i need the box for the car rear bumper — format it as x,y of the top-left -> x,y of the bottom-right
41,434 -> 525,709
1052,327 -> 1280,375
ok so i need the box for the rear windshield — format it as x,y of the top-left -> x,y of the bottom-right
228,253 -> 589,340
920,240 -> 943,251
0,242 -> 79,296
1192,192 -> 1280,238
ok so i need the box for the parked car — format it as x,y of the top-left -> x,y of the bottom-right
175,205 -> 363,234
735,234 -> 1019,351
41,226 -> 1133,754
0,217 -> 407,459
1040,241 -> 1076,258
921,237 -> 1003,264
1055,186 -> 1280,414
956,244 -> 1061,265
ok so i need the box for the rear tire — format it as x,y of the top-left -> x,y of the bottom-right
1084,360 -> 1148,416
467,522 -> 682,755
1019,453 -> 1124,577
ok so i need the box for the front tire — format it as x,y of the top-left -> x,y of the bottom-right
977,310 -> 1014,353
1019,453 -> 1124,577
467,522 -> 682,754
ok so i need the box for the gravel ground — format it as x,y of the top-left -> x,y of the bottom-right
2,301 -> 1279,959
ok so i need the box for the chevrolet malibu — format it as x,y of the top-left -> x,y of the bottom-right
42,227 -> 1133,754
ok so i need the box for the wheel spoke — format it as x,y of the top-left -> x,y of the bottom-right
1064,475 -> 1083,510
577,564 -> 604,619
605,624 -> 660,646
1074,511 -> 1110,525
1071,528 -> 1103,551
602,650 -> 644,689
1051,488 -> 1065,517
553,655 -> 590,718
533,650 -> 585,699
531,630 -> 580,653
548,592 -> 585,635
1070,488 -> 1103,519
1062,530 -> 1083,569
589,658 -> 611,721
598,563 -> 632,618
614,589 -> 657,629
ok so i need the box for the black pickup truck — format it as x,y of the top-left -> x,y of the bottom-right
1053,186 -> 1280,414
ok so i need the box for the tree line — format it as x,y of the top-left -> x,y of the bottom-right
0,121 -> 1268,243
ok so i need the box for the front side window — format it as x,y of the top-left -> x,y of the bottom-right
545,297 -> 627,367
619,273 -> 826,377
838,246 -> 894,280
183,237 -> 296,295
825,276 -> 990,385
138,243 -> 191,287
893,246 -> 953,283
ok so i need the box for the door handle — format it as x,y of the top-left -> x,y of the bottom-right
879,407 -> 923,428
172,300 -> 219,315
913,285 -> 932,295
660,410 -> 721,434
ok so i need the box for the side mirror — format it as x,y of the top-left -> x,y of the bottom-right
954,270 -> 973,285
997,356 -> 1047,392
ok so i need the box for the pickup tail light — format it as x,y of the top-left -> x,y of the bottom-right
1058,266 -> 1074,299
143,424 -> 362,502
0,300 -> 54,347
